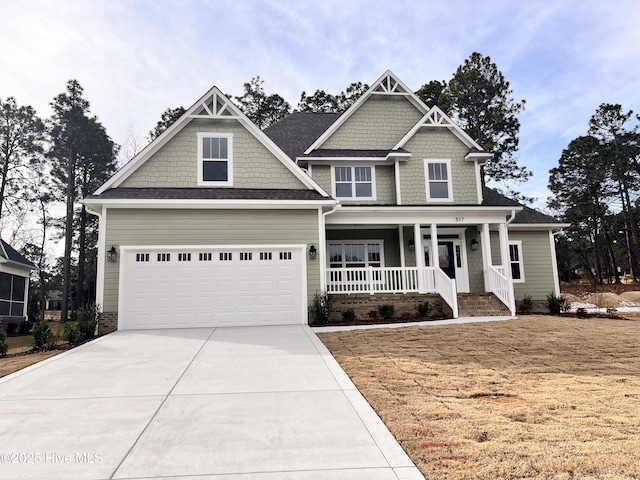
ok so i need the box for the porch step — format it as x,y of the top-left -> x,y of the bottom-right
457,293 -> 511,317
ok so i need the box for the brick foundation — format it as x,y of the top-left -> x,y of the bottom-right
328,293 -> 452,322
98,312 -> 118,335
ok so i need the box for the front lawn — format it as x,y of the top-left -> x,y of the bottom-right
318,316 -> 640,479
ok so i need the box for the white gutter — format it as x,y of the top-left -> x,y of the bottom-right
85,204 -> 105,313
319,203 -> 341,291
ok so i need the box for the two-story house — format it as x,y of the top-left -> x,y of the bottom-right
85,71 -> 564,332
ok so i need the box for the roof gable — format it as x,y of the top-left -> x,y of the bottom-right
95,87 -> 328,196
304,70 -> 429,154
0,240 -> 35,269
395,105 -> 489,154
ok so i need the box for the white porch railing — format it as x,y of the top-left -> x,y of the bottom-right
326,266 -> 427,294
487,265 -> 515,315
326,266 -> 459,317
433,267 -> 458,318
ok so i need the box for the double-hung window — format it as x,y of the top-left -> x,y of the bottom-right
509,241 -> 524,282
424,159 -> 453,202
333,166 -> 374,200
198,133 -> 233,186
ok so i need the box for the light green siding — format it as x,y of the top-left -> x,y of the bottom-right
465,230 -> 485,292
311,165 -> 396,205
490,230 -> 556,301
322,96 -> 423,150
401,129 -> 479,205
326,228 -> 401,267
103,208 -> 320,312
121,118 -> 306,189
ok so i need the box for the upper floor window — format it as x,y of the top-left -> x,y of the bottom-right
509,241 -> 524,282
424,159 -> 453,202
333,166 -> 375,200
197,133 -> 233,186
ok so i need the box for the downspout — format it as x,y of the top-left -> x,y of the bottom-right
85,204 -> 105,313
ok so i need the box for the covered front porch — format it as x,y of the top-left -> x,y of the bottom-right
321,206 -> 521,318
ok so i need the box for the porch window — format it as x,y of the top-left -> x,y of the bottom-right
328,242 -> 383,268
333,166 -> 374,199
0,272 -> 26,317
509,241 -> 524,282
424,159 -> 453,202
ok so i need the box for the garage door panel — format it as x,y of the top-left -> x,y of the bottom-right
121,246 -> 305,329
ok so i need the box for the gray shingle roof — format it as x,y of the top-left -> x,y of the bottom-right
482,187 -> 562,224
86,187 -> 328,201
263,112 -> 341,160
1,240 -> 35,268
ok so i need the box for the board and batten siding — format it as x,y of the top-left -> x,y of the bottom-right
103,208 -> 321,313
490,230 -> 556,301
120,118 -> 306,190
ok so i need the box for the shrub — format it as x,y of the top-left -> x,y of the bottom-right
341,309 -> 356,322
367,309 -> 378,320
518,295 -> 533,314
546,292 -> 567,315
0,329 -> 7,357
415,301 -> 431,318
309,291 -> 332,325
6,322 -> 17,336
32,321 -> 54,350
75,303 -> 99,340
63,323 -> 83,344
18,319 -> 32,335
378,304 -> 395,320
576,307 -> 588,318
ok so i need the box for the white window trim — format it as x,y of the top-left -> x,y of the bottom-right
327,240 -> 385,268
197,132 -> 233,186
509,240 -> 525,283
424,158 -> 453,203
330,165 -> 376,200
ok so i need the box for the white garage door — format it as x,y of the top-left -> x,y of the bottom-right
119,245 -> 306,330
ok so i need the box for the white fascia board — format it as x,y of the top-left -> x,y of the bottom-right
304,70 -> 428,154
83,198 -> 336,210
508,223 -> 570,231
325,205 -> 523,226
303,152 -> 411,164
0,262 -> 34,276
465,152 -> 493,162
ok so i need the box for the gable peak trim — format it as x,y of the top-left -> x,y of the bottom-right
190,89 -> 240,119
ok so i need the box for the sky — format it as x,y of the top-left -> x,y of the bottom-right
2,0 -> 640,211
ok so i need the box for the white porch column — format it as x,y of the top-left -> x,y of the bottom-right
430,223 -> 439,270
414,224 -> 425,292
480,223 -> 492,289
398,225 -> 406,267
498,222 -> 512,279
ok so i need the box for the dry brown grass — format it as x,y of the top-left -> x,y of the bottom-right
0,351 -> 62,378
619,291 -> 640,305
585,292 -> 622,308
318,316 -> 640,479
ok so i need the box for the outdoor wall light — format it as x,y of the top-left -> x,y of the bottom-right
471,238 -> 479,252
309,244 -> 317,260
107,246 -> 118,263
408,238 -> 415,252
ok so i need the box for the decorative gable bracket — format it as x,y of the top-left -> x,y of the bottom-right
371,73 -> 410,96
189,91 -> 240,119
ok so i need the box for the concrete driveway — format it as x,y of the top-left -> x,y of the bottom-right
0,325 -> 424,480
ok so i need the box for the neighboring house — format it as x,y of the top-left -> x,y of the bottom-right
0,240 -> 35,329
85,70 -> 565,332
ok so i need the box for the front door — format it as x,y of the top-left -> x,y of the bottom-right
423,238 -> 470,292
425,242 -> 455,279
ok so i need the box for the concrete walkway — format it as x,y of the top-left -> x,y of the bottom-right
0,325 -> 424,480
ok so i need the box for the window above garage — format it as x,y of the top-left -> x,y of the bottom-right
197,133 -> 233,186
